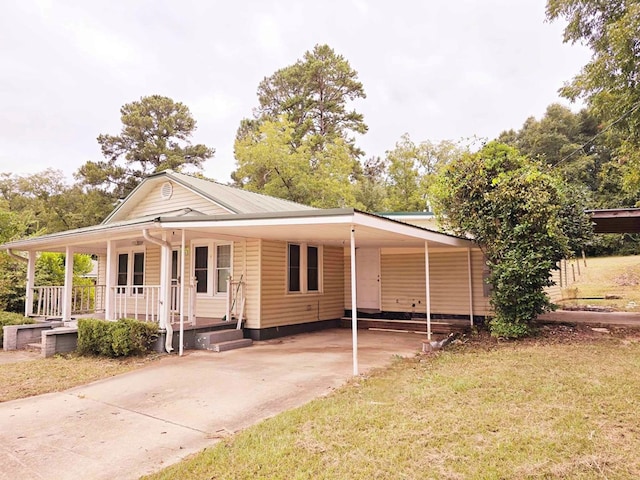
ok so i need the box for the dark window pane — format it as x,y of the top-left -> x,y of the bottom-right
171,250 -> 178,280
195,246 -> 208,293
117,253 -> 128,286
133,252 -> 144,293
288,244 -> 300,292
307,246 -> 318,291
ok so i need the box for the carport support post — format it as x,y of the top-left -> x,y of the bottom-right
25,251 -> 36,317
424,242 -> 432,340
350,226 -> 358,376
61,246 -> 74,322
179,229 -> 185,356
105,240 -> 115,320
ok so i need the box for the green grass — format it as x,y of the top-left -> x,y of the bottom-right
560,255 -> 640,311
0,353 -> 160,402
144,332 -> 640,479
0,311 -> 35,344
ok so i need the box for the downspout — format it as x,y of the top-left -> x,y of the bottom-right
142,229 -> 174,353
7,249 -> 28,263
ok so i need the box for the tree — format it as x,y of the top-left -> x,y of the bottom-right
251,44 -> 367,156
431,142 -> 592,338
76,95 -> 215,199
546,0 -> 640,192
353,156 -> 388,212
233,118 -> 357,208
232,45 -> 367,207
385,134 -> 466,212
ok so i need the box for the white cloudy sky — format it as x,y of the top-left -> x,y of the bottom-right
0,0 -> 590,184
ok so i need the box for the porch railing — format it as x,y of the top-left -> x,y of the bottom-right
113,285 -> 161,322
34,285 -> 106,318
33,284 -> 196,324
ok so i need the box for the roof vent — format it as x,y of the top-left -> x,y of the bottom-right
160,182 -> 173,200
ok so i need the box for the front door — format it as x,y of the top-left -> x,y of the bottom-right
356,247 -> 380,311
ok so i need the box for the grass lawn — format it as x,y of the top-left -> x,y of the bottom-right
560,255 -> 640,311
144,328 -> 640,480
0,353 -> 160,402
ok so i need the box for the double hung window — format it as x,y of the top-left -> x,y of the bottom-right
288,243 -> 321,293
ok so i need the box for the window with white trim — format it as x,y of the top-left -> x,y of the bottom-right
192,242 -> 233,295
288,243 -> 322,293
116,250 -> 145,294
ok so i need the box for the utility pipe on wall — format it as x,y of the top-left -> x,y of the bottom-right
143,229 -> 174,353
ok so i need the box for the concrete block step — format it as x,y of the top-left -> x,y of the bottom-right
210,338 -> 253,352
195,329 -> 244,349
26,343 -> 43,350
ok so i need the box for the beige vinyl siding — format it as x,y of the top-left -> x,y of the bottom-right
344,247 -> 491,317
96,255 -> 106,311
259,241 -> 344,328
243,240 -> 261,328
125,181 -> 231,220
145,245 -> 160,285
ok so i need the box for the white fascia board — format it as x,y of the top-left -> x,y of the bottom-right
158,213 -> 356,230
352,212 -> 472,247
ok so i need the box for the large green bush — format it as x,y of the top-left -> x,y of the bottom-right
0,311 -> 35,344
77,318 -> 159,357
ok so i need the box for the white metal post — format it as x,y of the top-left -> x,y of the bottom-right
179,229 -> 186,356
61,247 -> 74,321
24,251 -> 36,317
467,247 -> 474,326
350,226 -> 358,376
425,241 -> 432,340
105,240 -> 115,320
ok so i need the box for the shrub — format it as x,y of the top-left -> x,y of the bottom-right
0,311 -> 35,344
77,318 -> 159,357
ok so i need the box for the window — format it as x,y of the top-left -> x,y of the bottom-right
216,244 -> 231,293
116,250 -> 144,294
193,242 -> 233,295
194,246 -> 208,294
288,244 -> 301,292
307,246 -> 318,291
288,243 -> 321,293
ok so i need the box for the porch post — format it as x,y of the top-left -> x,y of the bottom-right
61,247 -> 74,322
424,241 -> 431,340
179,229 -> 185,356
24,251 -> 36,317
350,226 -> 358,376
467,247 -> 474,327
105,240 -> 115,320
160,233 -> 173,352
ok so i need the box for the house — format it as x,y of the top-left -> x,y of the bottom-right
1,170 -> 490,369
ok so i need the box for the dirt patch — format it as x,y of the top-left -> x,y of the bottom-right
613,268 -> 640,287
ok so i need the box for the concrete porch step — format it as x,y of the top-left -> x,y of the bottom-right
195,329 -> 252,352
26,343 -> 43,350
209,338 -> 253,352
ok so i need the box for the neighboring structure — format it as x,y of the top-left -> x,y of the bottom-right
1,170 -> 490,362
586,208 -> 640,234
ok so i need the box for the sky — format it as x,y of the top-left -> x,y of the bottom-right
0,0 -> 591,184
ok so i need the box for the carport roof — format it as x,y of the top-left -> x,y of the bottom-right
586,208 -> 640,234
0,208 -> 473,253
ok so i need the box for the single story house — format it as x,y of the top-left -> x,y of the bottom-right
1,170 -> 491,370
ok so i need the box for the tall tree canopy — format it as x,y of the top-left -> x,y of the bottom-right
76,95 -> 215,199
431,142 -> 592,338
252,44 -> 367,155
546,0 -> 640,191
232,45 -> 367,207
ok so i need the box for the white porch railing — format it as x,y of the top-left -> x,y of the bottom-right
113,285 -> 161,322
33,284 -> 196,324
34,285 -> 106,318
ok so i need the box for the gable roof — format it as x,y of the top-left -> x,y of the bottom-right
103,170 -> 314,223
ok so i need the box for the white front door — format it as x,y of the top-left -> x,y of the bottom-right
356,247 -> 380,311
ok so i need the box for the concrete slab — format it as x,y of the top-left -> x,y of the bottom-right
0,328 -> 423,480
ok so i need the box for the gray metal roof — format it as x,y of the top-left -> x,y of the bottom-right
164,171 -> 315,214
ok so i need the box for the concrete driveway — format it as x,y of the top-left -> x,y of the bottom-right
0,328 -> 422,480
